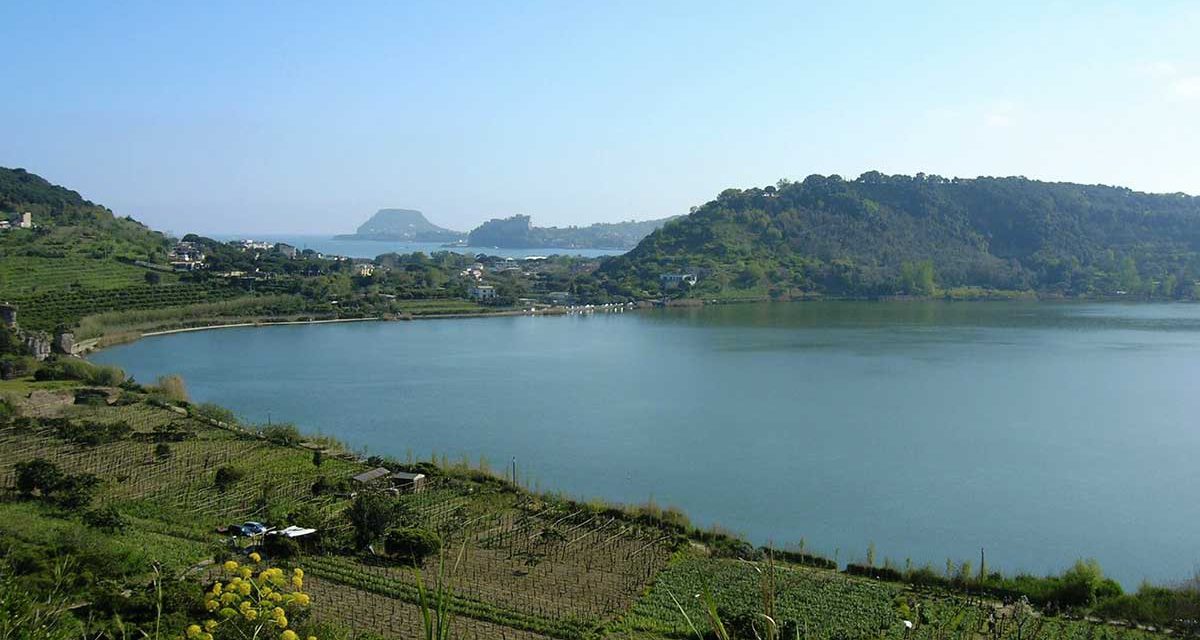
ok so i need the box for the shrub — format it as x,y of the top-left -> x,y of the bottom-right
260,423 -> 301,447
55,420 -> 132,445
153,375 -> 189,403
384,527 -> 441,564
83,505 -> 128,532
33,357 -> 125,386
14,458 -> 64,496
263,534 -> 301,559
53,473 -> 100,509
0,355 -> 36,380
193,402 -> 237,425
155,442 -> 172,459
0,396 -> 14,424
214,465 -> 245,492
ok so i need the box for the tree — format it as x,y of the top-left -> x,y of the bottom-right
1118,257 -> 1141,293
346,492 -> 412,550
144,271 -> 161,285
900,260 -> 936,295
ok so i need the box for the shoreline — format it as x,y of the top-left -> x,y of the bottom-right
84,304 -> 641,352
86,294 -> 1179,352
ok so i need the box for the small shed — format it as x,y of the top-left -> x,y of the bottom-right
389,470 -> 427,493
352,467 -> 392,485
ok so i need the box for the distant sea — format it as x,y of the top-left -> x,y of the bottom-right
209,234 -> 627,260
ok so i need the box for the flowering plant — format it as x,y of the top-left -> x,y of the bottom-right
185,553 -> 314,640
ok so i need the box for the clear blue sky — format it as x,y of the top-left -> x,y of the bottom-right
2,1 -> 1198,235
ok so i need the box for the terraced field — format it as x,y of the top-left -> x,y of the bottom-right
8,282 -> 247,329
0,381 -> 1174,640
0,255 -> 172,296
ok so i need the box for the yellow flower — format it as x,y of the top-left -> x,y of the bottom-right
200,634 -> 213,640
307,636 -> 318,640
223,560 -> 239,572
281,631 -> 298,640
293,568 -> 304,578
220,592 -> 238,605
292,592 -> 310,607
292,576 -> 303,589
239,567 -> 252,579
249,552 -> 262,563
211,582 -> 222,595
238,582 -> 252,596
243,609 -> 259,621
219,607 -> 238,619
273,607 -> 286,619
186,624 -> 201,638
204,620 -> 218,632
277,617 -> 288,629
205,600 -> 220,612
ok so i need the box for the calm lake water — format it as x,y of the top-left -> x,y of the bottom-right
211,234 -> 626,259
91,302 -> 1200,586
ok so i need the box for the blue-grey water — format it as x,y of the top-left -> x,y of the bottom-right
210,234 -> 626,260
91,302 -> 1200,587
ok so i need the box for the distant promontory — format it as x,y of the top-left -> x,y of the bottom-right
466,214 -> 678,249
335,209 -> 465,242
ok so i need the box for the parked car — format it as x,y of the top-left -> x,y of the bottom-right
240,521 -> 267,536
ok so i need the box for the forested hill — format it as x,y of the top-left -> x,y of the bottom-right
599,172 -> 1200,299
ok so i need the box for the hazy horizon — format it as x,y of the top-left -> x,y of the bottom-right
2,1 -> 1199,235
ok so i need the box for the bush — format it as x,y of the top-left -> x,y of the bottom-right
83,505 -> 128,532
153,375 -> 189,403
0,396 -> 14,424
193,402 -> 237,425
214,465 -> 245,492
154,442 -> 172,459
33,357 -> 125,386
262,533 -> 301,559
55,420 -> 132,445
53,473 -> 99,509
14,458 -> 64,496
383,527 -> 441,564
260,423 -> 301,446
0,354 -> 36,380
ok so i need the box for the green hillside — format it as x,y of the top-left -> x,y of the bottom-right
0,167 -> 200,329
599,173 -> 1200,299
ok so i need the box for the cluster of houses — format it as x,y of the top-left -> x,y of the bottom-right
0,212 -> 34,231
170,241 -> 207,271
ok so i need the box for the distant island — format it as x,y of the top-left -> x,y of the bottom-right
334,208 -> 465,242
466,214 -> 678,249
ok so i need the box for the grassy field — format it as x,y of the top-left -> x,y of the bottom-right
0,376 -> 1173,640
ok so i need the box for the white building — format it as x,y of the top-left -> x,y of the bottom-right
660,273 -> 698,289
468,285 -> 497,301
